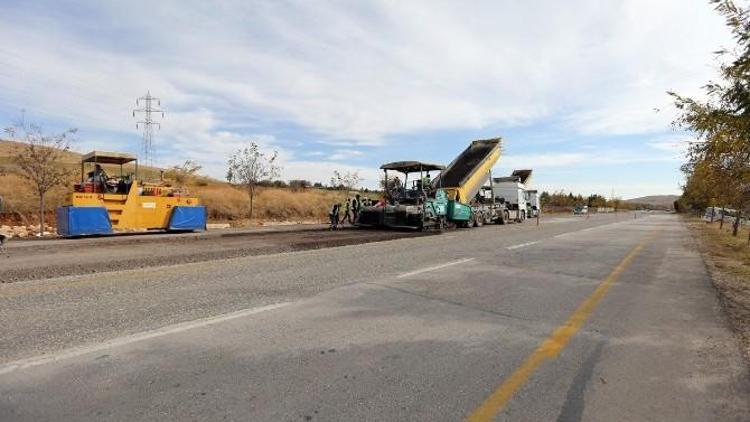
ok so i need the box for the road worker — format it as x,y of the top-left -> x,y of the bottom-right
329,203 -> 341,230
352,194 -> 361,222
87,164 -> 110,192
341,199 -> 351,224
0,195 -> 5,246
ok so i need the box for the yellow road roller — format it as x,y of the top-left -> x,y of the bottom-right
56,151 -> 207,237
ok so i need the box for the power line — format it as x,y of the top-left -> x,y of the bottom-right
132,91 -> 165,168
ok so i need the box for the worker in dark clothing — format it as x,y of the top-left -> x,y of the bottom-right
0,195 -> 5,245
420,172 -> 432,195
352,194 -> 361,223
329,203 -> 341,230
341,199 -> 351,225
87,164 -> 109,192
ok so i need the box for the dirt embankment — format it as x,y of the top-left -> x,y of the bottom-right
0,227 -> 430,284
688,218 -> 750,362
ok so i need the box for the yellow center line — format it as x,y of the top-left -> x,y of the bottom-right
466,233 -> 654,422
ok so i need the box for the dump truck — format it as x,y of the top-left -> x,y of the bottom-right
432,138 -> 509,227
56,151 -> 207,237
525,189 -> 540,218
490,169 -> 535,222
356,161 -> 448,230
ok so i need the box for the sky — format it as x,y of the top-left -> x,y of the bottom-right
0,0 -> 735,199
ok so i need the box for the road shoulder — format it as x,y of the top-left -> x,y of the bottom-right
686,217 -> 750,363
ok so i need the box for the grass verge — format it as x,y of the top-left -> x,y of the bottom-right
687,217 -> 750,362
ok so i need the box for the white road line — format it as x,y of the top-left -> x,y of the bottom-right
396,258 -> 475,279
0,302 -> 290,376
506,241 -> 540,250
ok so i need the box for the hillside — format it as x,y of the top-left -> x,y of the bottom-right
625,195 -> 680,209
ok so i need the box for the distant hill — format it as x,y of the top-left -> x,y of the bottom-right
1,139 -> 166,180
625,195 -> 680,209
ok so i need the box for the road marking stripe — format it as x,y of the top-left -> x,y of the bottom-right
466,234 -> 653,422
0,302 -> 290,376
396,258 -> 475,278
506,241 -> 540,250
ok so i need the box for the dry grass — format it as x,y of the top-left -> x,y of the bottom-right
0,139 -> 375,226
695,218 -> 750,274
0,173 -> 71,224
688,217 -> 750,362
191,184 -> 354,223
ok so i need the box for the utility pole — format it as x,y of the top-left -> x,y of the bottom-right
132,91 -> 165,168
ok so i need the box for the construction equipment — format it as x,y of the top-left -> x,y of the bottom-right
490,169 -> 536,222
56,151 -> 206,237
526,189 -> 541,218
432,138 -> 507,227
356,161 -> 448,230
357,138 -> 509,231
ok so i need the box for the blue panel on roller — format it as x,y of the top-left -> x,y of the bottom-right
168,206 -> 207,231
56,207 -> 113,237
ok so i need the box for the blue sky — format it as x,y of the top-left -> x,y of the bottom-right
0,0 -> 733,198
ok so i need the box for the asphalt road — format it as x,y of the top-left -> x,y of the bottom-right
0,224 -> 429,283
0,213 -> 748,421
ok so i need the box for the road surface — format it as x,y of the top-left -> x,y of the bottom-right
0,225 -> 428,283
0,213 -> 748,421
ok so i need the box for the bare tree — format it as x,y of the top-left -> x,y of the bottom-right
226,142 -> 281,218
5,123 -> 76,235
167,160 -> 202,184
330,170 -> 363,193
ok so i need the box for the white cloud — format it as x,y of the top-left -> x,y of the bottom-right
0,0 -> 733,194
0,0 -> 732,143
142,109 -> 379,187
329,149 -> 364,161
282,161 -> 380,188
496,144 -> 682,172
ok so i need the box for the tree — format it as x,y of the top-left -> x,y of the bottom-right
330,170 -> 363,192
539,191 -> 550,207
671,1 -> 750,236
5,123 -> 76,235
226,142 -> 281,218
166,160 -> 202,184
289,179 -> 311,191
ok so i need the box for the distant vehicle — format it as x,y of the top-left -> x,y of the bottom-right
573,205 -> 588,215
